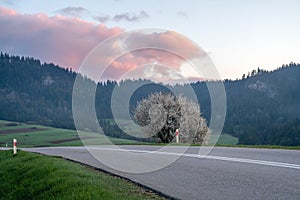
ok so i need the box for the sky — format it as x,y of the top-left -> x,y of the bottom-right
0,0 -> 300,82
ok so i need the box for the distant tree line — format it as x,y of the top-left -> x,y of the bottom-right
0,52 -> 299,145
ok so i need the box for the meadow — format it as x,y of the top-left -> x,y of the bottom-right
0,120 -> 141,147
0,119 -> 238,148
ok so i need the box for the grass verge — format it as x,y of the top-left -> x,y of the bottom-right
214,144 -> 300,150
0,150 -> 165,200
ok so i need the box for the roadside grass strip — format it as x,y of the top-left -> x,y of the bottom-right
0,150 -> 165,200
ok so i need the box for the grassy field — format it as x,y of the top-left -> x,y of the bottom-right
208,133 -> 238,145
0,120 -> 141,147
0,150 -> 164,200
103,119 -> 239,145
0,119 -> 238,148
1,119 -> 299,150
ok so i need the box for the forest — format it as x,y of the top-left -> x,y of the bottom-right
0,52 -> 299,146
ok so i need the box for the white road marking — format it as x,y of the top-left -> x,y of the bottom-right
85,147 -> 300,170
21,146 -> 300,170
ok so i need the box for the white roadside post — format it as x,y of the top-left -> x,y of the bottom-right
13,138 -> 17,155
175,129 -> 179,143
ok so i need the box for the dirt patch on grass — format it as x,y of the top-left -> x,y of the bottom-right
0,128 -> 47,134
0,122 -> 20,127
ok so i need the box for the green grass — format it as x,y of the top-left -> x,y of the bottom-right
0,119 -> 239,148
3,119 -> 298,150
214,144 -> 300,150
0,120 -> 142,147
100,119 -> 240,145
208,133 -> 238,145
0,150 -> 164,200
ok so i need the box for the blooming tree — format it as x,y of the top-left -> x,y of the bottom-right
134,92 -> 209,144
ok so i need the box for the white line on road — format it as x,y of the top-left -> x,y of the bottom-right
85,147 -> 300,170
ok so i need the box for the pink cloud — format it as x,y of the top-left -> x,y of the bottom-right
102,49 -> 183,79
0,7 -> 206,82
124,31 -> 205,61
99,31 -> 206,81
0,7 -> 17,16
0,7 -> 123,70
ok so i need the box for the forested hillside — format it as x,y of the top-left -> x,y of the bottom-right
223,64 -> 300,145
1,52 -> 299,145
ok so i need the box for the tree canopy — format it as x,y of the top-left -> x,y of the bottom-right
134,92 -> 209,144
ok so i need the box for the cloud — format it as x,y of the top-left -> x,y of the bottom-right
0,6 -> 123,69
94,14 -> 110,23
177,11 -> 187,18
94,11 -> 149,24
0,0 -> 14,5
123,31 -> 205,65
55,6 -> 88,18
87,30 -> 206,82
0,7 -> 206,83
113,10 -> 149,22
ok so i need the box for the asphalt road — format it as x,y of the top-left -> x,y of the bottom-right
22,146 -> 300,200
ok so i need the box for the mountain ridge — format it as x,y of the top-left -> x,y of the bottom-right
1,52 -> 299,145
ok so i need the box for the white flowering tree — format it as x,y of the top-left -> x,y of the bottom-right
134,92 -> 209,144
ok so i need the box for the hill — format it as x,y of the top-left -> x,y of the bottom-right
0,52 -> 299,145
223,64 -> 300,145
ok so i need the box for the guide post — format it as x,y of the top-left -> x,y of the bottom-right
13,138 -> 17,155
176,129 -> 179,143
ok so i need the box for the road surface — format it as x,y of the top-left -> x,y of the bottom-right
22,146 -> 300,200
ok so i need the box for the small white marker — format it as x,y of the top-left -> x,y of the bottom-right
13,138 -> 17,155
175,129 -> 179,143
